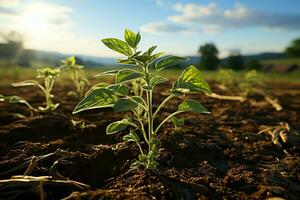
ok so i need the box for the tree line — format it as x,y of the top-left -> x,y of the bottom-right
198,38 -> 300,70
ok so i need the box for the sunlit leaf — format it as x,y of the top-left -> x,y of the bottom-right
95,70 -> 120,77
102,38 -> 133,56
12,80 -> 40,87
171,65 -> 211,95
114,98 -> 138,112
114,96 -> 144,112
150,76 -> 168,87
116,69 -> 143,83
107,84 -> 129,96
106,118 -> 131,135
124,29 -> 141,48
123,130 -> 140,143
147,46 -> 157,55
178,99 -> 210,114
155,56 -> 188,71
73,88 -> 118,114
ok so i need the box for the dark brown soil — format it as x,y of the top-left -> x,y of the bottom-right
0,79 -> 300,200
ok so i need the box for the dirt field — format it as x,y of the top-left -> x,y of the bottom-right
0,78 -> 300,200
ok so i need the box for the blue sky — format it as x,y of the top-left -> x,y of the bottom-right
1,0 -> 300,57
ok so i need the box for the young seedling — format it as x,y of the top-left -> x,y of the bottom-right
60,56 -> 89,98
12,67 -> 60,112
239,70 -> 264,97
73,29 -> 211,169
216,69 -> 235,90
0,94 -> 36,116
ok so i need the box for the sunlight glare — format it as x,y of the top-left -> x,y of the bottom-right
19,6 -> 51,37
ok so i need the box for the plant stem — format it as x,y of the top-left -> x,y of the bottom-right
44,78 -> 53,109
154,111 -> 183,134
153,94 -> 174,119
136,143 -> 144,155
146,90 -> 153,150
133,109 -> 149,144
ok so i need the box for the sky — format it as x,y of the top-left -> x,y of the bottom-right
0,0 -> 300,58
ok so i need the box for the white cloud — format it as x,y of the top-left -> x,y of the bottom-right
0,0 -> 20,8
140,21 -> 188,34
224,4 -> 250,19
142,2 -> 300,34
155,0 -> 164,7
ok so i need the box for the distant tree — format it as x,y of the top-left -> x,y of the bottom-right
17,49 -> 36,67
285,38 -> 300,57
0,31 -> 24,66
227,51 -> 244,70
245,59 -> 262,70
198,43 -> 220,70
74,56 -> 84,65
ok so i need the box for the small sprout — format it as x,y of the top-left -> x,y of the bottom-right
73,29 -> 211,170
60,56 -> 90,99
12,67 -> 60,112
239,70 -> 264,96
0,94 -> 36,115
216,69 -> 235,90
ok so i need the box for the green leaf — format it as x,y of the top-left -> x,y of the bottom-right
171,65 -> 211,95
178,99 -> 210,114
73,88 -> 118,114
124,29 -> 141,48
95,70 -> 120,77
147,46 -> 157,55
107,84 -> 129,96
116,69 -> 143,83
171,116 -> 184,127
150,76 -> 168,87
106,119 -> 130,135
116,59 -> 136,65
114,98 -> 138,112
114,96 -> 144,112
123,130 -> 140,143
102,38 -> 133,56
155,56 -> 188,71
150,52 -> 165,63
12,80 -> 40,87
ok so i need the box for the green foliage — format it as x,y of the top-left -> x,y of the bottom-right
155,56 -> 188,71
178,99 -> 210,114
73,87 -> 118,114
116,69 -> 143,83
216,69 -> 264,96
226,51 -> 244,70
285,38 -> 300,57
73,29 -> 211,170
245,59 -> 262,70
124,29 -> 141,49
198,43 -> 220,70
106,119 -> 131,135
12,67 -> 60,112
101,38 -> 133,56
171,65 -> 211,95
60,56 -> 89,98
239,70 -> 264,96
216,69 -> 235,88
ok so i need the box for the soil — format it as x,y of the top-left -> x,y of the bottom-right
0,79 -> 300,200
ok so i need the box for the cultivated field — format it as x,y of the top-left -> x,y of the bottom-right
0,67 -> 299,199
